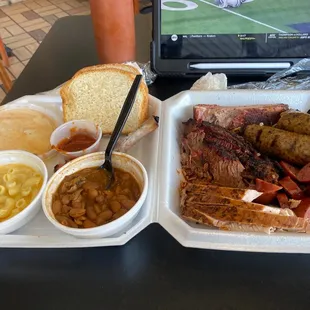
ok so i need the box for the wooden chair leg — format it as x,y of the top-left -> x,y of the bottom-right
0,39 -> 9,67
0,60 -> 12,92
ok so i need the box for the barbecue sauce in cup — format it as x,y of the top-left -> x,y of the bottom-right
50,120 -> 102,160
57,133 -> 96,152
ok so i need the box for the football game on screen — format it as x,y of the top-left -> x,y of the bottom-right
159,0 -> 310,59
161,0 -> 309,35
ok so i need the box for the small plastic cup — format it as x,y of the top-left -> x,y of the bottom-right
50,120 -> 102,160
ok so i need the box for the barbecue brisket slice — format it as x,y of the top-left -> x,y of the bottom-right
181,183 -> 262,202
181,119 -> 279,187
194,104 -> 289,131
181,183 -> 304,234
181,183 -> 294,216
182,204 -> 309,234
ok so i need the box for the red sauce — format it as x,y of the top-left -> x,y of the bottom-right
57,133 -> 96,152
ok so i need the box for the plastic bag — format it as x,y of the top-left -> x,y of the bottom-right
190,72 -> 227,90
229,58 -> 310,90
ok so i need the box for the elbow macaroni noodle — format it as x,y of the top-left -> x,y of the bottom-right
0,164 -> 43,222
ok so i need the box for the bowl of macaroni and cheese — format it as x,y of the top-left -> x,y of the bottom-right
0,150 -> 48,235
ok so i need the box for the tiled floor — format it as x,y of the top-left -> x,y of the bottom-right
0,0 -> 90,102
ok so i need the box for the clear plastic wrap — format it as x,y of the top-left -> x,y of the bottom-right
125,61 -> 157,85
229,58 -> 310,90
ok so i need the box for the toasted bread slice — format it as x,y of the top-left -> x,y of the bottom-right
61,66 -> 148,135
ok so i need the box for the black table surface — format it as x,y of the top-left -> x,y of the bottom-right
2,16 -> 310,310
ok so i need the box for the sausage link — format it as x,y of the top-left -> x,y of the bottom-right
275,112 -> 310,135
244,124 -> 310,166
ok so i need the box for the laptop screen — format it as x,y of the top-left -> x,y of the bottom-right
160,0 -> 310,59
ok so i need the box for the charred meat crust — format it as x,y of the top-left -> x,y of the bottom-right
181,119 -> 279,187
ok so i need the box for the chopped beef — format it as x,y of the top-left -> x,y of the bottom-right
194,104 -> 289,131
181,119 -> 279,188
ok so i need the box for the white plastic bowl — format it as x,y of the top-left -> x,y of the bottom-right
42,152 -> 148,239
0,102 -> 62,160
50,120 -> 102,160
0,150 -> 48,235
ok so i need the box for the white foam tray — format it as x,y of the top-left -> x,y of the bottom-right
158,90 -> 310,253
3,90 -> 310,252
0,94 -> 161,248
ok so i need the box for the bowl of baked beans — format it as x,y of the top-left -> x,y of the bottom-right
42,151 -> 148,238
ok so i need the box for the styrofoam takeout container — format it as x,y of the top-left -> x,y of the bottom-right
157,90 -> 310,253
3,90 -> 310,253
42,152 -> 148,238
0,150 -> 48,235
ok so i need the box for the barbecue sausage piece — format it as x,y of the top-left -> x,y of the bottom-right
279,161 -> 299,181
297,163 -> 310,183
244,125 -> 310,166
277,193 -> 290,209
254,179 -> 282,204
275,111 -> 310,136
279,176 -> 304,199
293,198 -> 310,219
255,179 -> 282,192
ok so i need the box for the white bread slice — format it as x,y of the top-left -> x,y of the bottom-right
81,63 -> 141,75
60,66 -> 148,135
73,63 -> 141,77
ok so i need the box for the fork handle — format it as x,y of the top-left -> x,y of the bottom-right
105,74 -> 143,161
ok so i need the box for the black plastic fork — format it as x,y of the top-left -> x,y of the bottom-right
100,74 -> 143,189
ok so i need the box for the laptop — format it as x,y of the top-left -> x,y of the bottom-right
151,0 -> 310,76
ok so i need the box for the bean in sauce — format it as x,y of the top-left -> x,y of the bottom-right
52,167 -> 141,228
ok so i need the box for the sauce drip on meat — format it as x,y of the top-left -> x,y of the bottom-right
52,167 -> 141,228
